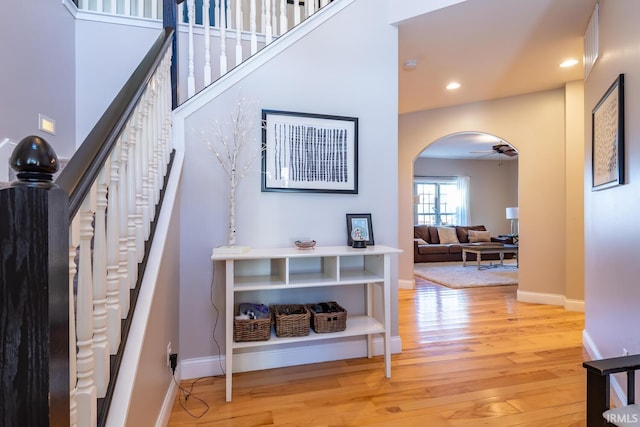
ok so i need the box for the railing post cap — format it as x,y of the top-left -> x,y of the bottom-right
9,135 -> 59,187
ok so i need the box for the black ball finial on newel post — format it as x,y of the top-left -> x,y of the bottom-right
9,135 -> 59,187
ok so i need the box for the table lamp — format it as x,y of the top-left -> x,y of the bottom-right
506,207 -> 519,236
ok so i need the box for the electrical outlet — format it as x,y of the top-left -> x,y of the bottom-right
167,342 -> 172,368
169,353 -> 178,375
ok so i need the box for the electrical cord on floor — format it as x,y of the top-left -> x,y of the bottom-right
172,373 -> 210,418
173,269 -> 226,419
210,270 -> 225,375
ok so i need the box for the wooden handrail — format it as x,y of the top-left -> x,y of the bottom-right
56,27 -> 174,219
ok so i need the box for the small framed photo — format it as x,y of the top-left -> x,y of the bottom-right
261,109 -> 358,194
346,213 -> 374,246
592,73 -> 625,190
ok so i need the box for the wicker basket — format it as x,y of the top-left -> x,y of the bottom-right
233,305 -> 271,342
272,304 -> 310,337
307,301 -> 347,333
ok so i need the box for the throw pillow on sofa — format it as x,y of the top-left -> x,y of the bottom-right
437,227 -> 459,244
468,230 -> 491,243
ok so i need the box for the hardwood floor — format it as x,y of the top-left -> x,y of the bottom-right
168,279 -> 587,426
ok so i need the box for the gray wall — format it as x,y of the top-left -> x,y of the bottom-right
75,18 -> 161,143
0,0 -> 76,158
178,0 -> 399,361
584,0 -> 640,393
126,179 -> 181,426
413,157 -> 518,235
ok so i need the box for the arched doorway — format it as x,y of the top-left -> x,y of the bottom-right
413,132 -> 518,237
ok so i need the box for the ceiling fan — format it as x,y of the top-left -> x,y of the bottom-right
470,143 -> 518,158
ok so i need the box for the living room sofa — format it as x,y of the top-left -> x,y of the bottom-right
414,224 -> 513,263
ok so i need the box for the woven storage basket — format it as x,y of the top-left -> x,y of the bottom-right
233,306 -> 271,342
272,304 -> 310,337
307,301 -> 347,333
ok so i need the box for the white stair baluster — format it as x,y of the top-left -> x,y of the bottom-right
304,0 -> 316,18
92,166 -> 110,398
279,0 -> 287,33
187,0 -> 196,97
149,77 -> 161,211
213,0 -> 219,29
219,0 -> 228,74
127,111 -> 140,290
124,0 -> 130,16
265,0 -> 272,43
137,0 -> 144,16
109,0 -> 116,14
97,0 -> 103,12
261,0 -> 266,33
76,194 -> 97,427
69,219 -> 80,427
151,0 -> 158,19
203,0 -> 212,86
161,52 -> 173,172
293,0 -> 300,25
138,89 -> 152,245
119,130 -> 132,313
250,0 -> 257,55
320,0 -> 329,7
106,139 -> 122,350
235,0 -> 243,66
271,0 -> 278,36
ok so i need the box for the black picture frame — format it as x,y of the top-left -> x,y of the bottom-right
592,74 -> 625,190
346,213 -> 374,246
261,109 -> 358,194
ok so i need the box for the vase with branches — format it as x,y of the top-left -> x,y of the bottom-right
204,96 -> 263,249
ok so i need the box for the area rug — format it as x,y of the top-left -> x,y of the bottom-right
414,261 -> 517,289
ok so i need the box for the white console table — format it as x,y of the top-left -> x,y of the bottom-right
211,245 -> 401,402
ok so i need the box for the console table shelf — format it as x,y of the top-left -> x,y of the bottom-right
212,244 -> 401,402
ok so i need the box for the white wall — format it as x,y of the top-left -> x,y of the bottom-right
0,0 -> 76,158
176,0 -> 399,362
399,89 -> 568,300
584,0 -> 640,383
75,17 -> 161,143
413,157 -> 518,235
388,0 -> 467,24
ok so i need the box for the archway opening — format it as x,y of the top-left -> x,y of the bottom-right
413,131 -> 518,235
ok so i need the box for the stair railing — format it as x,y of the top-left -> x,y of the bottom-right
0,26 -> 175,427
75,0 -> 333,99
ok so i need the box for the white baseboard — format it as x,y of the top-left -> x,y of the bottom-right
582,329 -> 626,409
398,279 -> 415,290
564,299 -> 585,312
181,335 -> 402,379
155,366 -> 181,427
516,290 -> 565,306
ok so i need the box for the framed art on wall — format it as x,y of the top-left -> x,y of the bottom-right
346,213 -> 374,246
261,110 -> 358,193
592,74 -> 625,190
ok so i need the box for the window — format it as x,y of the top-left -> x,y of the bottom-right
414,176 -> 470,226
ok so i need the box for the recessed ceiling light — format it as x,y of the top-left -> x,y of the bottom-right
446,82 -> 461,90
560,59 -> 579,68
403,60 -> 417,71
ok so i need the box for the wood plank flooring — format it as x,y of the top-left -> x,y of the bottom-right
168,278 -> 587,426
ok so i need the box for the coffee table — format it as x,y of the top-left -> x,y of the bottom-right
462,244 -> 518,270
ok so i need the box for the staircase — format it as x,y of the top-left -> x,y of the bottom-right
0,1 -> 340,426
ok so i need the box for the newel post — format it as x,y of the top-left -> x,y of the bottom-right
164,0 -> 183,109
0,136 -> 70,426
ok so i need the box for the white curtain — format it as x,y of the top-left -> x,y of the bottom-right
456,176 -> 470,225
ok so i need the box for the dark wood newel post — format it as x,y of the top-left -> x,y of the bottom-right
164,0 -> 183,109
0,136 -> 70,426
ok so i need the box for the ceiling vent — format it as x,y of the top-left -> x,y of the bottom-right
584,3 -> 599,80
